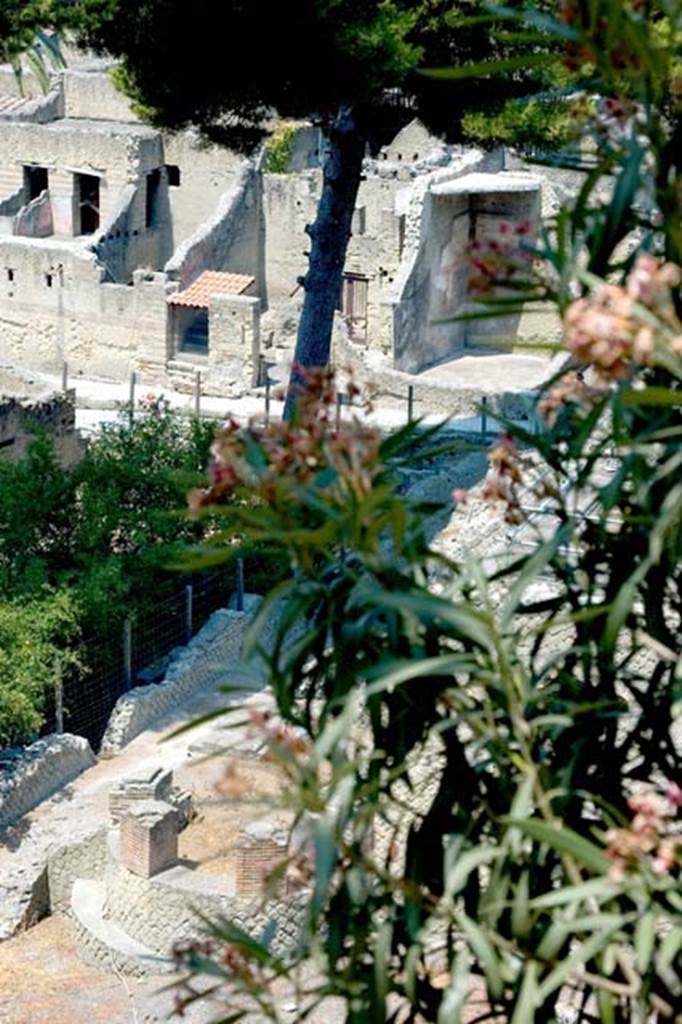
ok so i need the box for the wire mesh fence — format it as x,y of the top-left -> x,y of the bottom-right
42,566 -> 238,750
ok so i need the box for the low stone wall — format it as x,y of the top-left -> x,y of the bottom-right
99,604 -> 259,757
334,327 -> 544,420
101,854 -> 305,960
0,734 -> 96,833
47,827 -> 109,915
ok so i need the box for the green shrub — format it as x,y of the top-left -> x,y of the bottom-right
263,121 -> 298,173
0,593 -> 80,746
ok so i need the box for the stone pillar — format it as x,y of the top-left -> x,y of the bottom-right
119,799 -> 178,878
50,169 -> 76,238
133,270 -> 173,374
235,821 -> 288,899
109,767 -> 173,824
208,294 -> 260,386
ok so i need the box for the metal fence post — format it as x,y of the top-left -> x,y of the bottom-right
236,558 -> 245,612
123,618 -> 133,691
61,361 -> 68,394
54,657 -> 64,734
128,371 -> 137,428
265,375 -> 271,425
194,371 -> 201,418
336,392 -> 343,431
481,395 -> 488,439
185,583 -> 194,643
407,384 -> 415,423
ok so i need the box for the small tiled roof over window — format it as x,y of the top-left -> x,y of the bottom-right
167,271 -> 255,309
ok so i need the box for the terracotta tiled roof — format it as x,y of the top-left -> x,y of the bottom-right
168,271 -> 255,308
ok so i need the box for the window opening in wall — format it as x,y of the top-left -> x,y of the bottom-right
45,273 -> 53,288
24,165 -> 49,201
75,173 -> 100,235
7,269 -> 14,282
146,168 -> 161,228
398,215 -> 406,261
353,206 -> 367,236
339,272 -> 369,344
181,310 -> 209,354
165,164 -> 181,187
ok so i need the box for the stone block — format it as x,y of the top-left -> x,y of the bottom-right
235,820 -> 288,899
109,767 -> 173,824
120,799 -> 178,879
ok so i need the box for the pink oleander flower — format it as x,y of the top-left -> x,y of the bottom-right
538,372 -> 605,426
605,784 -> 681,881
564,255 -> 682,379
667,781 -> 682,809
467,224 -> 534,296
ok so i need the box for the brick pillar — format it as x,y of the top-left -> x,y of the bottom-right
119,799 -> 178,878
235,821 -> 288,899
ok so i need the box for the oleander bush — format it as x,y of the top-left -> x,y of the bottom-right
173,3 -> 682,1022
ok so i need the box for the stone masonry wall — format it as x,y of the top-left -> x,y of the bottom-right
0,389 -> 85,467
0,735 -> 96,832
99,605 -> 258,757
165,161 -> 262,291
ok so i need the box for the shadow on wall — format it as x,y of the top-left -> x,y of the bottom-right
393,179 -> 540,374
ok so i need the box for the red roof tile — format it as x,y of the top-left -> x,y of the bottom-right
168,271 -> 255,308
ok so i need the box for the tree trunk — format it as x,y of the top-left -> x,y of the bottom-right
284,103 -> 365,418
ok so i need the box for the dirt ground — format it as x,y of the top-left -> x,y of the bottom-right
0,700 -> 493,1024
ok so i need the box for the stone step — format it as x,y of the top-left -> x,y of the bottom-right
71,878 -> 174,977
167,359 -> 204,376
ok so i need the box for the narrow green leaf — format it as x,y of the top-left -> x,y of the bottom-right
421,52 -> 558,80
313,819 -> 338,915
530,878 -> 621,910
445,844 -> 499,899
621,386 -> 682,407
538,928 -> 620,1001
510,960 -> 539,1024
634,909 -> 657,974
505,818 -> 610,874
454,912 -> 503,1000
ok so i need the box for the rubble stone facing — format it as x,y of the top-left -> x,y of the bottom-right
0,734 -> 96,832
99,604 -> 259,757
95,854 -> 306,972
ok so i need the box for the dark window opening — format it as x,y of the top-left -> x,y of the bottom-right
181,310 -> 209,354
353,206 -> 366,236
165,164 -> 181,187
7,269 -> 14,282
24,165 -> 49,201
398,215 -> 406,261
75,173 -> 100,235
146,168 -> 161,228
45,273 -> 53,288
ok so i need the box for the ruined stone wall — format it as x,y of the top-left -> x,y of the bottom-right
99,606 -> 256,757
208,293 -> 260,389
262,170 -> 320,309
166,161 -> 263,297
162,132 -> 245,252
0,120 -> 162,236
0,238 -> 170,378
62,68 -> 138,123
0,389 -> 85,466
0,735 -> 96,833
